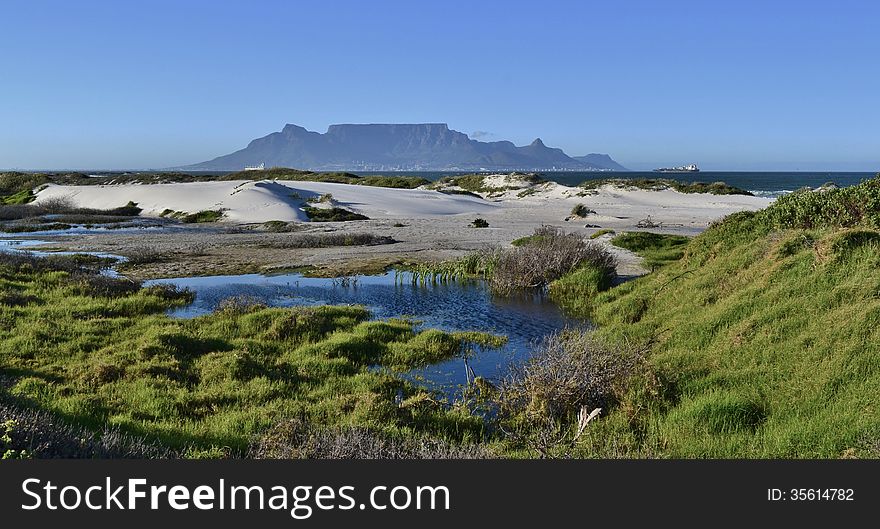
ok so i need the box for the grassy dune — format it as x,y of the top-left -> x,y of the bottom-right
574,176 -> 880,457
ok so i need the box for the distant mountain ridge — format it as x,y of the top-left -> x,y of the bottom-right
181,123 -> 628,172
572,153 -> 629,172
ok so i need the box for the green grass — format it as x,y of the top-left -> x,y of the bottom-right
0,172 -> 51,204
611,232 -> 691,269
5,176 -> 880,459
0,256 -> 501,455
548,264 -> 615,317
511,235 -> 546,247
572,176 -> 880,457
589,228 -> 616,239
1,190 -> 37,205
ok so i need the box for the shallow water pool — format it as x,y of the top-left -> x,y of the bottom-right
144,271 -> 584,393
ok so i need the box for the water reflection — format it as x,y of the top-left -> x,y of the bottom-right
145,271 -> 585,393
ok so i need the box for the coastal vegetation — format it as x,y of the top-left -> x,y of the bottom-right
0,169 -> 430,200
568,176 -> 880,457
0,196 -> 144,233
3,176 -> 879,459
578,177 -> 752,196
569,203 -> 593,218
255,232 -> 396,249
589,228 -> 616,239
160,209 -> 224,223
429,173 -> 545,194
222,167 -> 430,189
0,252 -> 503,456
405,226 -> 616,298
303,207 -> 369,222
610,232 -> 690,269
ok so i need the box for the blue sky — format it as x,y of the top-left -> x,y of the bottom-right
1,0 -> 878,170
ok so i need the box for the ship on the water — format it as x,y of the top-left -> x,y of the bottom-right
653,163 -> 699,173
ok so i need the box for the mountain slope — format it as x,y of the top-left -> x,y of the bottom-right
181,123 -> 627,172
572,153 -> 629,171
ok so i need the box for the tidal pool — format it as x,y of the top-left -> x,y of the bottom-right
145,271 -> 584,393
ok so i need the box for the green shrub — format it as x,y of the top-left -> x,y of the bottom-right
760,177 -> 880,229
303,207 -> 369,222
182,210 -> 224,223
570,203 -> 594,217
490,227 -> 616,295
471,218 -> 489,228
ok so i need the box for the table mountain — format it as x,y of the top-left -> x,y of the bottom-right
181,123 -> 628,171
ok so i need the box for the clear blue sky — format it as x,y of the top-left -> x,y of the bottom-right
1,0 -> 878,171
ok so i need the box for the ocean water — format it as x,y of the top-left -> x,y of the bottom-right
356,171 -> 876,199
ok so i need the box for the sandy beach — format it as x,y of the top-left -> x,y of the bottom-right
28,176 -> 772,278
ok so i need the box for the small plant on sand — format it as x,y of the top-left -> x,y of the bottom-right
570,203 -> 594,218
471,218 -> 489,228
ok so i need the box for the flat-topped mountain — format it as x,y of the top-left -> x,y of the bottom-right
181,123 -> 628,172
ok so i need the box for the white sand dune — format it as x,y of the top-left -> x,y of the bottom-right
29,177 -> 776,279
34,180 -> 499,223
33,178 -> 771,228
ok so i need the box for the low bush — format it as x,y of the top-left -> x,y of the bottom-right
490,227 -> 616,295
0,398 -> 179,458
263,220 -> 302,233
0,199 -> 141,222
0,222 -> 72,233
759,177 -> 880,229
471,218 -> 489,228
303,207 -> 369,222
182,210 -> 224,223
495,331 -> 645,456
259,233 -> 395,249
570,203 -> 594,218
250,416 -> 490,459
511,225 -> 560,247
